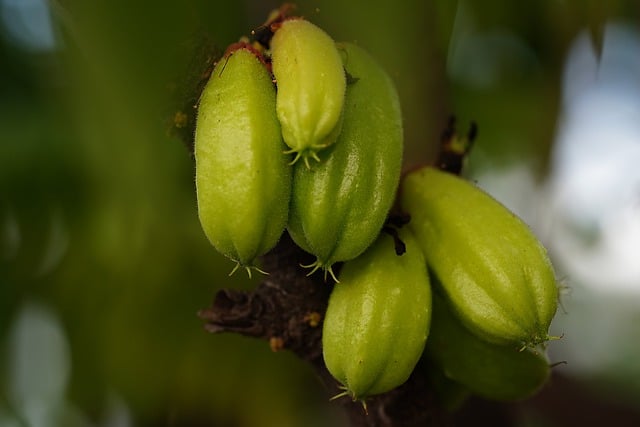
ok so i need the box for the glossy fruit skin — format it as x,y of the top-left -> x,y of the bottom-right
270,18 -> 346,165
287,43 -> 403,276
425,292 -> 550,401
322,229 -> 431,400
195,47 -> 291,270
401,167 -> 558,347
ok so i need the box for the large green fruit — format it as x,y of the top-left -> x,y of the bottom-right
401,167 -> 558,347
195,46 -> 291,274
270,18 -> 346,166
322,228 -> 431,401
287,42 -> 403,280
425,292 -> 551,401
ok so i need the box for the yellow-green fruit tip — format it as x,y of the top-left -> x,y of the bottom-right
300,260 -> 321,276
300,259 -> 339,283
360,399 -> 368,415
228,262 -> 269,278
323,265 -> 339,283
329,387 -> 368,414
228,262 -> 242,277
329,390 -> 350,401
285,147 -> 323,168
519,333 -> 561,352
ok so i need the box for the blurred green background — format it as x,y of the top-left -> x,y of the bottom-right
1,1 -> 640,426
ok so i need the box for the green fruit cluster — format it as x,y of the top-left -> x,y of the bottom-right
193,8 -> 560,410
195,16 -> 402,278
401,166 -> 558,403
322,166 -> 559,405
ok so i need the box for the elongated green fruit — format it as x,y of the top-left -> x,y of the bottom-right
287,43 -> 403,279
270,19 -> 346,166
322,229 -> 431,401
425,292 -> 550,401
401,167 -> 558,347
195,46 -> 291,273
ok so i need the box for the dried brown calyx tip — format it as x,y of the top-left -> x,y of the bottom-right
436,115 -> 477,175
250,3 -> 298,47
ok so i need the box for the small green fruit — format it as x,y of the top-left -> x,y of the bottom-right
401,167 -> 558,347
195,46 -> 291,274
322,229 -> 431,401
425,292 -> 551,401
287,42 -> 403,279
270,19 -> 346,166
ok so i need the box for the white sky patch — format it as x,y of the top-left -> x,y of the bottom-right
545,23 -> 640,294
1,0 -> 56,51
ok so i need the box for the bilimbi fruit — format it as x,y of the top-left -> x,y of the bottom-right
195,45 -> 291,275
287,42 -> 403,280
270,18 -> 346,167
425,292 -> 551,401
192,7 -> 561,407
401,166 -> 558,348
322,228 -> 432,401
